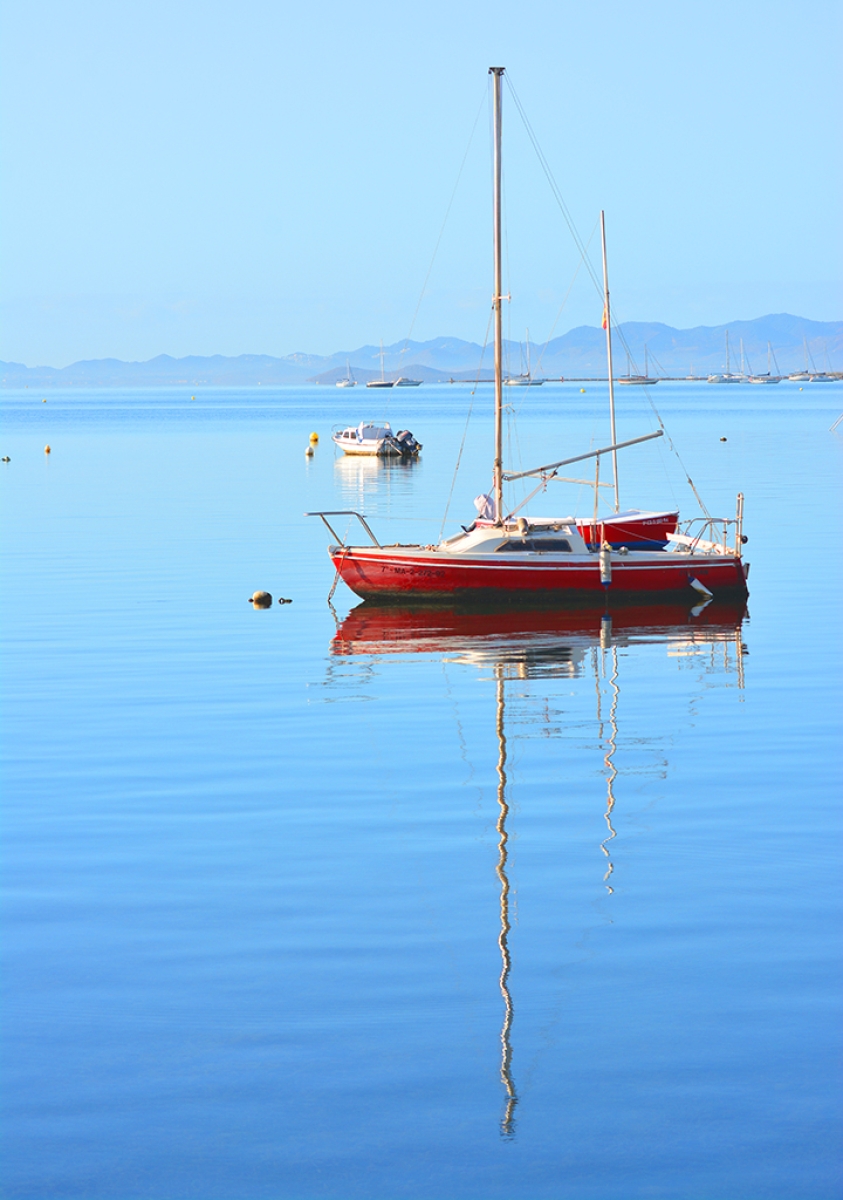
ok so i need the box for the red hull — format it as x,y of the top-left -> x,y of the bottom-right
330,547 -> 748,602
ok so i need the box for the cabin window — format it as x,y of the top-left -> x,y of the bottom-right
496,538 -> 572,553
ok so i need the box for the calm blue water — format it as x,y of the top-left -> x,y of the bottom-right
2,383 -> 841,1199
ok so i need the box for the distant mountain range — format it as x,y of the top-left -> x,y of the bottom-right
2,314 -> 840,388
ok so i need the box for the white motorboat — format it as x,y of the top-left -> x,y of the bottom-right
331,421 -> 422,458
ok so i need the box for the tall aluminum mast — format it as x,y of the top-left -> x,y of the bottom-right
600,210 -> 620,513
490,67 -> 505,524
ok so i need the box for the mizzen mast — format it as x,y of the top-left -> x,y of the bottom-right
600,210 -> 620,513
490,66 -> 505,525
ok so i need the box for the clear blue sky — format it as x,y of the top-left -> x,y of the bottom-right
1,0 -> 840,366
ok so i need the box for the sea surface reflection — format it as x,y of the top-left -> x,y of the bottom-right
2,385 -> 839,1200
331,598 -> 747,1139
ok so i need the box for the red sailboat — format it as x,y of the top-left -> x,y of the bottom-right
309,67 -> 748,604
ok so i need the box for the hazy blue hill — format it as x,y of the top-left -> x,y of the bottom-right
2,314 -> 840,387
536,314 -> 842,376
0,353 -> 315,388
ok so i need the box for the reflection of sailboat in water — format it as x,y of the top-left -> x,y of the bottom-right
493,662 -> 517,1137
331,597 -> 747,1133
595,626 -> 620,892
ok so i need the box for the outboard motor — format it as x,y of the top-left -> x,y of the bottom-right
394,430 -> 422,457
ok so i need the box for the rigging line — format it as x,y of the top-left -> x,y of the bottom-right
439,308 -> 494,540
508,402 -> 524,491
596,302 -> 713,517
505,76 -> 604,300
503,76 -> 713,520
605,322 -> 712,516
647,347 -> 668,378
654,431 -> 680,511
398,86 -> 487,362
529,216 -> 600,388
503,474 -> 547,520
506,430 -> 601,519
503,168 -> 513,377
608,317 -> 643,376
640,388 -> 711,518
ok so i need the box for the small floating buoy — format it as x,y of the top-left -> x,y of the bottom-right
277,597 -> 292,605
191,395 -> 195,400
305,445 -> 314,457
250,591 -> 272,608
42,398 -> 47,403
44,445 -> 51,454
580,388 -> 586,393
720,436 -> 727,441
799,387 -> 803,391
309,432 -> 319,443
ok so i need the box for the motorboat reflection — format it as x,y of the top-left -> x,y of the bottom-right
331,454 -> 422,519
329,597 -> 747,1137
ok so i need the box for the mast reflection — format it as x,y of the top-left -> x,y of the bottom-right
329,596 -> 748,1136
597,634 -> 620,894
494,664 -> 518,1137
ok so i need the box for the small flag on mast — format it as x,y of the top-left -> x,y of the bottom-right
601,305 -> 608,330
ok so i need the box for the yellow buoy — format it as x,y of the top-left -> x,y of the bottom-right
580,388 -> 586,393
250,591 -> 272,608
309,432 -> 319,443
44,445 -> 51,454
42,398 -> 47,403
191,395 -> 195,400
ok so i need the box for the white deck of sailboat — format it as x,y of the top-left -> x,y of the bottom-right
329,518 -> 737,562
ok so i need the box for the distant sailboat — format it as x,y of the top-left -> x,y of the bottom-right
748,343 -> 781,384
366,341 -> 395,389
617,344 -> 658,385
809,340 -> 839,382
336,360 -> 357,387
708,330 -> 744,383
504,330 -> 544,386
788,337 -> 815,382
